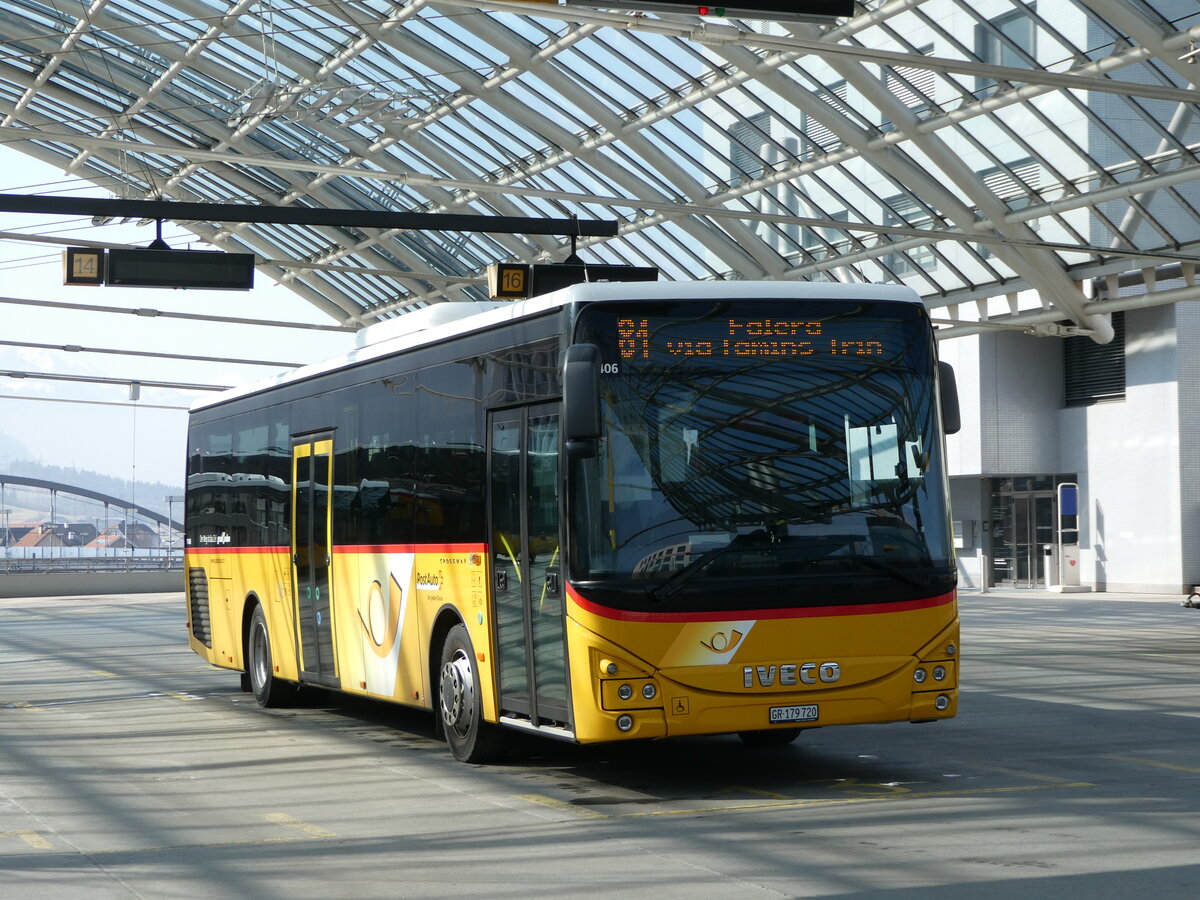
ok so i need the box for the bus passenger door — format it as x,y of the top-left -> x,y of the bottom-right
291,435 -> 339,687
489,405 -> 570,730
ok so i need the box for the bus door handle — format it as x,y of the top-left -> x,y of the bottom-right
544,566 -> 561,598
495,569 -> 508,592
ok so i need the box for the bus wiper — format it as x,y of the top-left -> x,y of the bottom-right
838,555 -> 929,590
649,533 -> 769,603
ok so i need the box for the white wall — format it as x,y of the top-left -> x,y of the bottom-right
946,306 -> 1187,593
1066,306 -> 1182,592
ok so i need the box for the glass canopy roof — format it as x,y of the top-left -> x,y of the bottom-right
0,0 -> 1197,341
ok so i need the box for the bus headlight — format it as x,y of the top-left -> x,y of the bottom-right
618,684 -> 634,701
642,683 -> 657,700
913,667 -> 928,684
933,665 -> 946,681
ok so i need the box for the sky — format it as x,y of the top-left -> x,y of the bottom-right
0,144 -> 356,491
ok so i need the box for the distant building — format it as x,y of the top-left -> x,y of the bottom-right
89,522 -> 161,550
64,523 -> 98,546
14,523 -> 66,549
2,522 -> 37,545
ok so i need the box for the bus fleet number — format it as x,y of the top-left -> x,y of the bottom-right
601,363 -> 620,375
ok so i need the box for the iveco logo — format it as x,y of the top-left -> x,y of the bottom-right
743,662 -> 842,688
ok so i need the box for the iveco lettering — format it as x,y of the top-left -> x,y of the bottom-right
744,662 -> 842,688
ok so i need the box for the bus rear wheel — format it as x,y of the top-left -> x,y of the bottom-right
438,624 -> 506,764
737,727 -> 802,747
248,605 -> 297,708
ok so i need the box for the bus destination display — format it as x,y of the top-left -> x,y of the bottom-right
617,317 -> 885,360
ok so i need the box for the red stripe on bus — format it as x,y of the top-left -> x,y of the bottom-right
186,545 -> 288,555
185,543 -> 486,555
566,587 -> 955,623
334,543 -> 488,554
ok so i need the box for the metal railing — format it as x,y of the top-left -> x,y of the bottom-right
0,555 -> 183,574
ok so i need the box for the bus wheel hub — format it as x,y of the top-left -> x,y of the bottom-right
440,651 -> 474,734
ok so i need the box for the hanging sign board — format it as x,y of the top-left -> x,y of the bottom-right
63,247 -> 106,286
563,1 -> 855,23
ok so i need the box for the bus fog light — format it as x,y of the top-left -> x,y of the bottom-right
932,666 -> 946,681
913,667 -> 927,684
642,683 -> 657,700
934,694 -> 950,711
618,684 -> 633,701
616,714 -> 634,732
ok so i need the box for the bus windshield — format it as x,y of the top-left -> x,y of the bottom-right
569,298 -> 954,612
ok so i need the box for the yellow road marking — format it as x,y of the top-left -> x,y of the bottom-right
4,701 -> 44,712
1108,755 -> 1200,775
717,785 -> 791,800
0,833 -> 333,859
615,781 -> 1095,819
92,670 -> 119,678
515,794 -> 609,819
0,830 -> 53,850
829,777 -> 913,797
263,813 -> 339,839
518,780 -> 1092,821
981,766 -> 1080,784
163,690 -> 202,702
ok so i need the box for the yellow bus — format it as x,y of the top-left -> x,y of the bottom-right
184,281 -> 960,762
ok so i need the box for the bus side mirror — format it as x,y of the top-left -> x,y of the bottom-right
939,361 -> 961,436
563,343 -> 602,458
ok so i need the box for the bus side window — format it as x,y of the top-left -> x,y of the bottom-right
416,362 -> 485,544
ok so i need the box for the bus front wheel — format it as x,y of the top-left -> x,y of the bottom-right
248,605 -> 297,708
438,624 -> 506,764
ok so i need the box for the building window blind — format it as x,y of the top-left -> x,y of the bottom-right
800,81 -> 848,160
1064,311 -> 1124,406
881,45 -> 934,132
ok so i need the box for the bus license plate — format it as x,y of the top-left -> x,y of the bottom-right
769,704 -> 819,724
